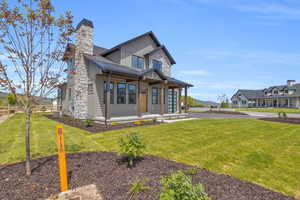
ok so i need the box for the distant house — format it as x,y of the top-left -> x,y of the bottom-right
58,19 -> 193,123
231,80 -> 300,108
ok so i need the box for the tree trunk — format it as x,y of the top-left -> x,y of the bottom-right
25,106 -> 31,175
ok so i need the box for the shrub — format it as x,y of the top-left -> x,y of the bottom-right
119,132 -> 146,167
111,122 -> 119,126
184,168 -> 198,175
278,112 -> 282,118
160,171 -> 211,200
128,179 -> 149,200
282,112 -> 287,119
133,121 -> 141,125
84,118 -> 94,127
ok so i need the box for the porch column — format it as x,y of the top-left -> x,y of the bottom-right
179,88 -> 182,114
287,98 -> 290,108
256,99 -> 258,107
160,84 -> 165,116
137,79 -> 142,117
184,86 -> 188,113
105,73 -> 111,125
277,98 -> 279,107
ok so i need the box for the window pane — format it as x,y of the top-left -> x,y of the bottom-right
132,55 -> 144,69
117,83 -> 126,104
153,60 -> 162,71
152,88 -> 159,104
128,84 -> 137,104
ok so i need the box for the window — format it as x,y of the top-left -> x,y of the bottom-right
152,87 -> 159,104
152,60 -> 162,71
117,83 -> 126,104
128,84 -> 137,104
285,90 -> 288,94
242,100 -> 247,104
104,82 -> 114,104
132,55 -> 144,69
88,84 -> 93,95
274,90 -> 278,95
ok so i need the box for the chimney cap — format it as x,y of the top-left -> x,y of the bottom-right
76,18 -> 94,31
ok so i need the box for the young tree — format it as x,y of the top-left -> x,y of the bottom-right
0,0 -> 74,175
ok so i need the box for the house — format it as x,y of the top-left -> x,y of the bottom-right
58,19 -> 193,123
231,80 -> 300,108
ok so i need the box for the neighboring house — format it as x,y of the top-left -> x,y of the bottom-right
231,80 -> 300,108
58,19 -> 192,123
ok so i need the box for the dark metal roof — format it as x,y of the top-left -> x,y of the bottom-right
93,45 -> 108,55
76,18 -> 94,31
233,84 -> 300,100
84,55 -> 192,87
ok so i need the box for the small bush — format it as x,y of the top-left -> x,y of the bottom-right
133,120 -> 144,125
119,132 -> 146,167
160,171 -> 211,200
184,168 -> 198,175
282,112 -> 287,119
84,118 -> 94,127
128,179 -> 149,200
111,122 -> 119,126
278,112 -> 282,118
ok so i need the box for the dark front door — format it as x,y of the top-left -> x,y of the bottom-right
168,89 -> 177,113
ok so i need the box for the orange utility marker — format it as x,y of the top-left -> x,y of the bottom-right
56,125 -> 68,192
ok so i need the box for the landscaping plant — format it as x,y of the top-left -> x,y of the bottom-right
278,112 -> 282,118
128,179 -> 149,200
160,171 -> 211,200
119,132 -> 146,167
84,118 -> 94,127
282,112 -> 287,119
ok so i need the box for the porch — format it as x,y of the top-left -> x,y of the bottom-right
85,56 -> 193,124
249,97 -> 300,108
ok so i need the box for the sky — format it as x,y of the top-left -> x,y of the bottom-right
6,0 -> 300,102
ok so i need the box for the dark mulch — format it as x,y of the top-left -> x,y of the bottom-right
260,117 -> 300,125
202,110 -> 248,115
0,151 -> 294,200
46,115 -> 160,133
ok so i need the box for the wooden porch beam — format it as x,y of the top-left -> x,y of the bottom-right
137,79 -> 142,117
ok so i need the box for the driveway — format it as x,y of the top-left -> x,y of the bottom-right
238,111 -> 300,118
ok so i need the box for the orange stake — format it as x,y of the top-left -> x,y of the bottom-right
56,125 -> 68,192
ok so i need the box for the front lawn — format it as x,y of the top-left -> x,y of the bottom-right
235,107 -> 300,113
0,113 -> 299,197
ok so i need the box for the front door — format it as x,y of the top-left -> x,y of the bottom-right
140,89 -> 148,113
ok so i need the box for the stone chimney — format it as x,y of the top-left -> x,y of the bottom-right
287,80 -> 296,86
73,19 -> 94,119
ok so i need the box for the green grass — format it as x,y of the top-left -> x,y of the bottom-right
0,113 -> 299,197
235,107 -> 300,113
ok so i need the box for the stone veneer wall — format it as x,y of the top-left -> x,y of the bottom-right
73,24 -> 93,119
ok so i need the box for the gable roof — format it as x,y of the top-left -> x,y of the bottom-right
84,55 -> 192,87
233,90 -> 264,100
101,31 -> 176,65
144,45 -> 176,65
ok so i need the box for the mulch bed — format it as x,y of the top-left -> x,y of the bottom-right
260,117 -> 300,125
46,115 -> 160,133
202,110 -> 248,115
0,151 -> 294,200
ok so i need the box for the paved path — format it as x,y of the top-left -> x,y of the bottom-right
189,112 -> 257,119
